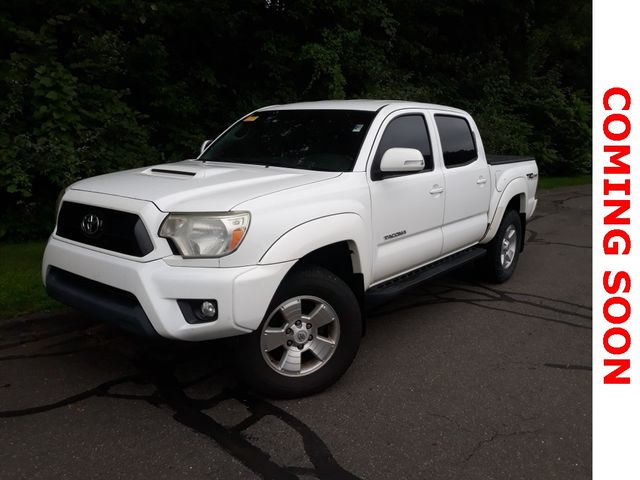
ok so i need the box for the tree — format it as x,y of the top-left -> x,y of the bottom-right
0,0 -> 591,239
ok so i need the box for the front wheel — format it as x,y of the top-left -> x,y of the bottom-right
482,209 -> 522,283
238,266 -> 362,398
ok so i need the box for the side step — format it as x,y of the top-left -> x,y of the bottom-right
364,247 -> 487,307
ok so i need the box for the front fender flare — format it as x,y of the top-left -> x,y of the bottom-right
259,213 -> 372,287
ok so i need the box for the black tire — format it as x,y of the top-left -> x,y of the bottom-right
483,209 -> 522,283
238,265 -> 362,398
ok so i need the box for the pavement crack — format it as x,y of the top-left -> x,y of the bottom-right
544,363 -> 591,371
466,301 -> 590,330
134,355 -> 362,480
463,283 -> 591,316
526,229 -> 591,249
0,328 -> 89,351
463,429 -> 541,463
0,375 -> 140,418
235,390 -> 362,480
371,280 -> 591,330
423,412 -> 474,434
0,348 -> 87,362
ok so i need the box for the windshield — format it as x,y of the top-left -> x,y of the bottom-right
199,109 -> 376,172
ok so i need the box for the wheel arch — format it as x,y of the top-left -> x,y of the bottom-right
293,241 -> 365,303
259,213 -> 371,284
480,178 -> 528,250
505,195 -> 527,252
259,214 -> 370,335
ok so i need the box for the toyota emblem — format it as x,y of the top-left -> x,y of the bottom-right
81,213 -> 102,236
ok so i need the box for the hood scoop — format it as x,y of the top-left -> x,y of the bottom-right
142,164 -> 203,179
141,160 -> 255,179
149,168 -> 196,177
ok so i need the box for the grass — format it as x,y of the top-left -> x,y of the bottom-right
537,175 -> 591,189
0,241 -> 62,319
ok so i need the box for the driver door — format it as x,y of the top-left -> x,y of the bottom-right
368,111 -> 445,283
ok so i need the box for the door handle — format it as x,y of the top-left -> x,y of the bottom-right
429,186 -> 445,195
476,177 -> 487,185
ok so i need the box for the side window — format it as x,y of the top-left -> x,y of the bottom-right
434,115 -> 478,168
373,114 -> 433,177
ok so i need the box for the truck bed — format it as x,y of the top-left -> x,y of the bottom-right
486,155 -> 535,166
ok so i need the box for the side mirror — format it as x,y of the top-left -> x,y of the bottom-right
200,139 -> 214,154
379,148 -> 425,173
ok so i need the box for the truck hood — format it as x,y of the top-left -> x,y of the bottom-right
70,160 -> 341,212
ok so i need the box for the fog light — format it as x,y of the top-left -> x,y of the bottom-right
177,299 -> 218,324
201,301 -> 217,318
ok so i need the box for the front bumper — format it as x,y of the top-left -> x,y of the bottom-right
43,236 -> 294,341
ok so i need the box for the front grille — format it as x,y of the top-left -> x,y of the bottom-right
56,201 -> 154,257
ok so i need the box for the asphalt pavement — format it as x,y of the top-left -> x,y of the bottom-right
0,185 -> 592,480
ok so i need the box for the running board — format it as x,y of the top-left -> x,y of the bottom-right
365,247 -> 487,307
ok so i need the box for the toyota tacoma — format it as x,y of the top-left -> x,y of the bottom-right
43,100 -> 538,397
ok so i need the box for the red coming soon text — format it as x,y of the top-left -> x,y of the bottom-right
602,87 -> 632,384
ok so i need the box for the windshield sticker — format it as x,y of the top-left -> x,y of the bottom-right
243,115 -> 259,122
352,124 -> 364,132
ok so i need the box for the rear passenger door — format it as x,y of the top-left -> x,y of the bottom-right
433,114 -> 491,254
368,111 -> 445,283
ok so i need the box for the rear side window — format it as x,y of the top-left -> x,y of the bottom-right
373,114 -> 433,176
435,115 -> 477,167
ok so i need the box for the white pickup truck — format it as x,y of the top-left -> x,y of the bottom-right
43,100 -> 538,397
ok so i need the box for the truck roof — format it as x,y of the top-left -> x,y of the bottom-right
258,99 -> 466,114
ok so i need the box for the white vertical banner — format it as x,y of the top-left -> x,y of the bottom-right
593,1 -> 640,478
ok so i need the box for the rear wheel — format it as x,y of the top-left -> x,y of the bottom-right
238,266 -> 361,398
483,209 -> 522,283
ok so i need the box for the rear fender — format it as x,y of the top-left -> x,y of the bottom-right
480,178 -> 527,244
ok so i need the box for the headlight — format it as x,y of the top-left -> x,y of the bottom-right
159,212 -> 250,258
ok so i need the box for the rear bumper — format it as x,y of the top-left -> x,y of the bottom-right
43,236 -> 294,341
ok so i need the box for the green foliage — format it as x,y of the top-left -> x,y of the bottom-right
0,0 -> 591,239
0,241 -> 61,318
537,175 -> 591,190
